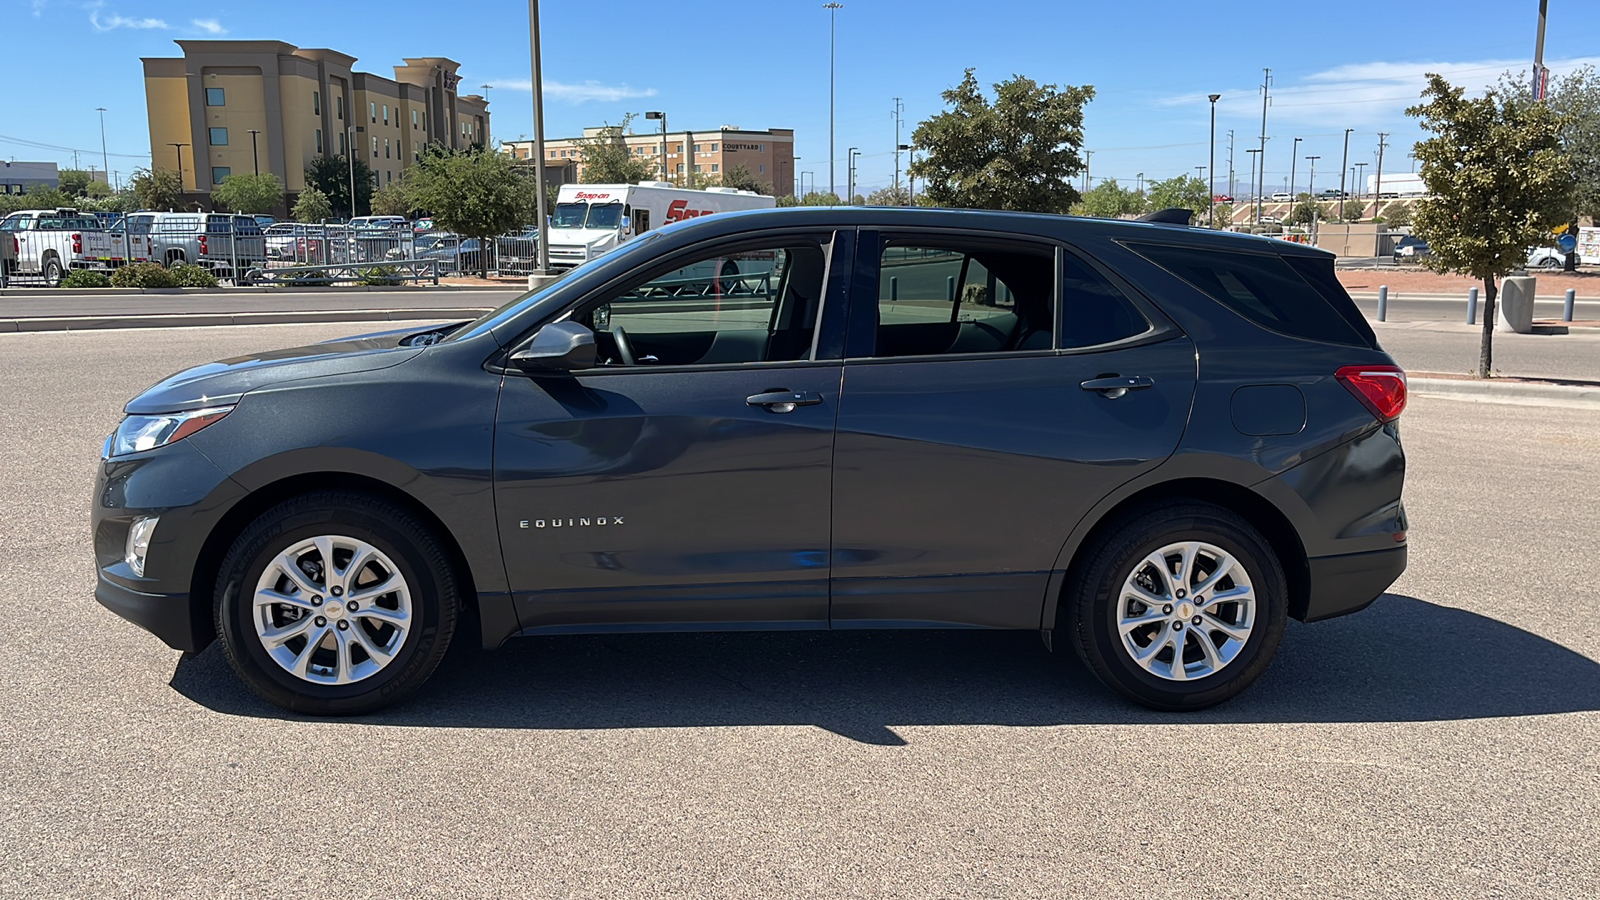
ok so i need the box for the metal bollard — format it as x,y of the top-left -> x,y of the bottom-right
1467,286 -> 1478,325
890,276 -> 898,302
1565,289 -> 1576,323
1377,285 -> 1388,322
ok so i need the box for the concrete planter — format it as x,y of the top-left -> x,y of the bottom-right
1497,275 -> 1536,334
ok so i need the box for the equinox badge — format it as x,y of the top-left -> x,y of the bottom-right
520,517 -> 625,529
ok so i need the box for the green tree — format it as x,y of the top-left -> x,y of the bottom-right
370,178 -> 414,217
799,191 -> 842,206
1408,73 -> 1575,376
716,164 -> 769,195
1144,175 -> 1211,221
908,68 -> 1094,213
1076,178 -> 1144,219
1342,196 -> 1369,222
1377,202 -> 1410,227
404,146 -> 536,277
775,194 -> 801,208
1212,202 -> 1234,229
129,167 -> 183,211
1287,198 -> 1330,226
574,115 -> 657,185
58,169 -> 94,197
211,172 -> 284,214
1499,65 -> 1600,224
866,184 -> 910,206
84,179 -> 112,198
304,154 -> 374,219
292,185 -> 334,223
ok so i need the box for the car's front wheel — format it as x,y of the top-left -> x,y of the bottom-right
1066,503 -> 1287,710
214,491 -> 459,715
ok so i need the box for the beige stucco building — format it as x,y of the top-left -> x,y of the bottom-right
143,40 -> 490,208
502,126 -> 795,197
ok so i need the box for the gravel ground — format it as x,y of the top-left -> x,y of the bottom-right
0,324 -> 1596,899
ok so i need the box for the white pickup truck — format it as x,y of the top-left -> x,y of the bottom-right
0,208 -> 104,285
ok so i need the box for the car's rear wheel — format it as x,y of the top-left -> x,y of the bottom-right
214,491 -> 459,715
1066,503 -> 1287,710
42,255 -> 63,287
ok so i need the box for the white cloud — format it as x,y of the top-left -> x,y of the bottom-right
191,18 -> 226,35
487,79 -> 658,104
1163,55 -> 1600,128
32,0 -> 48,17
88,4 -> 169,30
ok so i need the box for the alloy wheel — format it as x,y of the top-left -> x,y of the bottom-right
1117,540 -> 1255,682
252,534 -> 413,686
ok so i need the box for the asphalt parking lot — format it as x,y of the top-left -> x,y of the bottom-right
1,323 -> 1597,898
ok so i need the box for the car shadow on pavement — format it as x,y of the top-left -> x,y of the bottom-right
170,594 -> 1600,744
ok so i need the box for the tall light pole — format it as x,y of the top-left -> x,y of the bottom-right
1338,128 -> 1353,221
528,0 -> 550,274
891,97 -> 903,192
481,84 -> 492,146
645,110 -> 667,179
1288,136 -> 1302,203
1245,148 -> 1261,224
1533,0 -> 1549,100
247,129 -> 261,175
846,146 -> 858,203
1354,161 -> 1368,201
1305,155 -> 1320,239
167,142 -> 189,199
345,126 -> 363,218
824,2 -> 843,196
1083,149 -> 1093,193
1256,67 -> 1271,224
1207,94 -> 1220,227
96,107 -> 110,189
900,144 -> 914,204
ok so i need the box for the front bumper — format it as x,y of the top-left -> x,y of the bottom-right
95,573 -> 211,652
1299,544 -> 1407,622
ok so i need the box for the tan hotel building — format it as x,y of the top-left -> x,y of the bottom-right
144,40 -> 490,205
502,126 -> 796,197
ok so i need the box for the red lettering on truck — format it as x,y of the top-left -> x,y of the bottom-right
665,200 -> 715,223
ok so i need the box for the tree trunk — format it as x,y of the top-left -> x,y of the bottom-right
1477,276 -> 1497,378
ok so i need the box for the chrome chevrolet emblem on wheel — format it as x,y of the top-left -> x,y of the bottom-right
1118,541 -> 1256,682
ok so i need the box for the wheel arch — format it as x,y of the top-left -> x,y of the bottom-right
190,471 -> 482,647
1043,476 -> 1311,632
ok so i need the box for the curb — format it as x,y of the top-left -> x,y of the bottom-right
0,283 -> 521,296
0,307 -> 494,333
1410,376 -> 1600,410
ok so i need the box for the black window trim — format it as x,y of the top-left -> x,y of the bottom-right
494,226 -> 854,376
844,226 -> 1176,365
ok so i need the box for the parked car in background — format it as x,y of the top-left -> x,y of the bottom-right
1393,235 -> 1431,262
264,223 -> 307,260
1526,246 -> 1568,269
147,212 -> 267,278
1270,192 -> 1293,202
0,208 -> 102,285
1318,189 -> 1348,199
94,206 -> 1408,716
1213,194 -> 1234,203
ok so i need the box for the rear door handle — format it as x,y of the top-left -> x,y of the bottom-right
1080,375 -> 1155,399
747,390 -> 823,412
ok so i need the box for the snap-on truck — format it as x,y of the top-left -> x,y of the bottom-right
543,182 -> 774,270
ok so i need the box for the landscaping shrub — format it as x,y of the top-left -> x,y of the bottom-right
359,266 -> 403,286
109,262 -> 178,289
60,269 -> 112,288
170,264 -> 219,288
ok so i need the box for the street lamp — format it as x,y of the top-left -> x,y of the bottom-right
96,107 -> 110,190
1083,149 -> 1093,193
897,143 -> 912,203
1207,94 -> 1220,227
1338,128 -> 1353,221
1354,161 -> 1368,202
1288,136 -> 1302,204
1245,148 -> 1261,223
167,142 -> 189,199
345,125 -> 365,218
645,110 -> 667,180
1305,155 -> 1321,236
846,146 -> 858,203
824,2 -> 843,196
247,129 -> 261,175
528,0 -> 551,275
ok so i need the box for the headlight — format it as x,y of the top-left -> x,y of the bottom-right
107,406 -> 233,457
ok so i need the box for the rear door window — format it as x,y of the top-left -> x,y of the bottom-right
870,240 -> 1055,357
1126,243 -> 1370,347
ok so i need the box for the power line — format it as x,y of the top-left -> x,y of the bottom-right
0,133 -> 151,160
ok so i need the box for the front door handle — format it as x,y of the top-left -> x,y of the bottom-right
746,389 -> 823,413
1080,375 -> 1155,399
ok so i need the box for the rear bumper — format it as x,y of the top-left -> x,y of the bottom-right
95,573 -> 211,652
1299,544 -> 1407,622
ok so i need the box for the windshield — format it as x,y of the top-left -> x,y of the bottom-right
552,201 -> 625,230
445,230 -> 664,345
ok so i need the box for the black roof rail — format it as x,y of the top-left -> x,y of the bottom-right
1137,208 -> 1193,226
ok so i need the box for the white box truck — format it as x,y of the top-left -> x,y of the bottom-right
544,182 -> 774,270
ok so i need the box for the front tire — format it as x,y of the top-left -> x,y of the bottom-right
214,491 -> 459,715
1065,503 -> 1287,711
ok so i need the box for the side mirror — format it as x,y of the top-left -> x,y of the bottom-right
509,320 -> 596,372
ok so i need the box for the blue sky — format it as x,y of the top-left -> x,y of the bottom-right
5,0 -> 1598,196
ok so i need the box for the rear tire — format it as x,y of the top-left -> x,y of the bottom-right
214,491 -> 459,716
1065,503 -> 1287,711
42,255 -> 63,287
165,251 -> 184,268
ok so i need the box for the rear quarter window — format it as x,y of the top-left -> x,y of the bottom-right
1125,243 -> 1372,347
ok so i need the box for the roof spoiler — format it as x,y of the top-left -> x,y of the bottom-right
1138,208 -> 1193,226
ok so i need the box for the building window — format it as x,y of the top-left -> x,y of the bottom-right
412,109 -> 418,129
370,102 -> 376,122
340,132 -> 347,154
676,163 -> 684,174
337,95 -> 344,120
385,138 -> 390,158
711,143 -> 718,152
675,143 -> 683,153
313,91 -> 320,115
316,129 -> 323,154
205,87 -> 225,106
208,127 -> 228,146
711,164 -> 719,173
694,144 -> 702,153
693,164 -> 701,174
759,164 -> 766,174
383,104 -> 389,124
211,166 -> 231,185
372,137 -> 378,157
387,170 -> 392,184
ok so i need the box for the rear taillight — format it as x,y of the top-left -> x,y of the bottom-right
1336,365 -> 1407,422
72,233 -> 82,254
199,235 -> 208,255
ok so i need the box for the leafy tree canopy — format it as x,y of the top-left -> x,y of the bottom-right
304,154 -> 374,219
1144,175 -> 1211,222
404,146 -> 536,275
908,69 -> 1094,214
1408,72 -> 1575,376
129,168 -> 183,211
1075,178 -> 1144,219
291,184 -> 334,223
866,184 -> 910,206
211,172 -> 284,214
1499,65 -> 1600,222
575,114 -> 658,185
